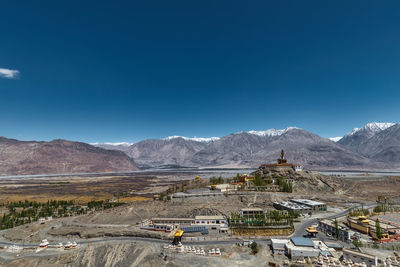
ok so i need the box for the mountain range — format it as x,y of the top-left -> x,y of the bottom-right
0,138 -> 139,176
338,122 -> 400,164
1,122 -> 399,176
95,122 -> 400,170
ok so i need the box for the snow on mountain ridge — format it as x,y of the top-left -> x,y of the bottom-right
347,122 -> 396,136
246,127 -> 299,137
163,136 -> 220,142
90,142 -> 134,146
329,137 -> 342,142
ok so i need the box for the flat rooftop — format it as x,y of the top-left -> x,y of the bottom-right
240,208 -> 263,211
271,238 -> 289,244
371,213 -> 400,228
290,237 -> 314,247
290,199 -> 326,206
195,215 -> 225,220
324,242 -> 343,249
274,201 -> 311,210
152,217 -> 194,221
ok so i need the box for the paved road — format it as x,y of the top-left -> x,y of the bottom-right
0,236 -> 252,251
293,202 -> 377,237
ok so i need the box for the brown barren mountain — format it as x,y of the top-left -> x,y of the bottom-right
0,137 -> 139,176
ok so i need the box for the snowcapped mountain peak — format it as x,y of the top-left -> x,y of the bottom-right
90,142 -> 134,147
365,122 -> 395,132
329,137 -> 342,142
348,122 -> 395,136
246,127 -> 299,137
163,136 -> 220,142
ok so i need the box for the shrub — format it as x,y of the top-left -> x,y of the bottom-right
250,241 -> 259,254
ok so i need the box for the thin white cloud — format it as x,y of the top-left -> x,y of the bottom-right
0,68 -> 20,79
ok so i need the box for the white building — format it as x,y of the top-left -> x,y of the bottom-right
215,183 -> 237,192
290,199 -> 327,211
271,238 -> 289,254
193,215 -> 226,228
294,165 -> 303,172
239,208 -> 263,217
273,201 -> 312,213
273,237 -> 336,260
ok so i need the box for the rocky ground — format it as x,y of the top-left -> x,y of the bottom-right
0,240 -> 286,267
0,241 -> 162,267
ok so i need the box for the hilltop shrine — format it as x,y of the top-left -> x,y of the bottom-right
260,149 -> 302,171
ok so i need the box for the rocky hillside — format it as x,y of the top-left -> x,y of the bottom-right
356,124 -> 400,164
190,128 -> 378,169
122,137 -> 209,168
93,125 -> 400,170
0,137 -> 139,176
254,165 -> 345,194
339,122 -> 400,166
338,122 -> 395,153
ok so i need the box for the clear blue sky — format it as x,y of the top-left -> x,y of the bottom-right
1,1 -> 400,143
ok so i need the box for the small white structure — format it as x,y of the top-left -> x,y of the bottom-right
39,239 -> 49,248
219,224 -> 229,233
214,183 -> 237,192
38,216 -> 53,224
294,165 -> 303,172
271,238 -> 289,254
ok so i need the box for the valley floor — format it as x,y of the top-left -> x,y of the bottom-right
0,170 -> 399,266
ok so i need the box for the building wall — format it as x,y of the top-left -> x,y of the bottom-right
288,249 -> 319,259
273,202 -> 311,213
343,249 -> 377,267
240,210 -> 264,217
193,219 -> 226,226
318,220 -> 353,241
151,218 -> 194,225
347,219 -> 370,234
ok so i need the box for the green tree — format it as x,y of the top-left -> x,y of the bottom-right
376,219 -> 383,240
253,174 -> 266,186
335,219 -> 340,239
352,240 -> 363,247
250,241 -> 259,254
